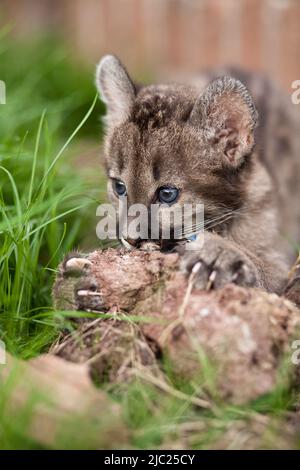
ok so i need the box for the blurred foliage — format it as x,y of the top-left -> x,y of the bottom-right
0,27 -> 105,142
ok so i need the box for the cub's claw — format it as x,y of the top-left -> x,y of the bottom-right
65,257 -> 92,272
61,252 -> 92,277
181,235 -> 258,290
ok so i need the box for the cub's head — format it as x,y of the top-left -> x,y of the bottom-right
96,55 -> 258,250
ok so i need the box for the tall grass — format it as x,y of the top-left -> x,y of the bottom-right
0,33 -> 105,358
0,100 -> 98,356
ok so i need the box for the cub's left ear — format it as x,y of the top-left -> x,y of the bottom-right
96,55 -> 136,129
189,76 -> 258,167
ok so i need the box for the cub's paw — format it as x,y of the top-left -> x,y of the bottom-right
181,236 -> 258,290
54,252 -> 104,312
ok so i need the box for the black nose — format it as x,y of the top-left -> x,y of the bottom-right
125,237 -> 142,248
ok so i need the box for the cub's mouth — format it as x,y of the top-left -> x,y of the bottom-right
120,235 -> 197,252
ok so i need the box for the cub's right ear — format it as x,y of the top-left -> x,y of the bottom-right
96,55 -> 136,128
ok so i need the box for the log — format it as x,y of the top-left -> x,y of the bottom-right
52,248 -> 300,405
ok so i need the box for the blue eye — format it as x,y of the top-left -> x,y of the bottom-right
113,180 -> 127,197
158,186 -> 179,204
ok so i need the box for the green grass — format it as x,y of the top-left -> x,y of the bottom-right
0,32 -> 300,450
0,31 -> 106,354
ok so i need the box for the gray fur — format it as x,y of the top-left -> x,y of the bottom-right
96,55 -> 300,293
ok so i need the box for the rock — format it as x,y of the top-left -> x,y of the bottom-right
51,318 -> 162,385
0,352 -> 128,448
52,248 -> 300,405
139,281 -> 300,404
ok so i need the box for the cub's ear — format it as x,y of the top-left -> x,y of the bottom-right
189,76 -> 258,167
96,55 -> 136,128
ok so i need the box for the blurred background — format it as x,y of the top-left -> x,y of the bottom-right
1,0 -> 300,90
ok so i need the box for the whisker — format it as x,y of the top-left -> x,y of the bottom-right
177,208 -> 242,239
179,211 -> 231,233
179,211 -> 236,236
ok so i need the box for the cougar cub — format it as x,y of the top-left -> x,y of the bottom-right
95,55 -> 300,294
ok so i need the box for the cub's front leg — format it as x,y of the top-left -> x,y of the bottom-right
181,232 -> 263,290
